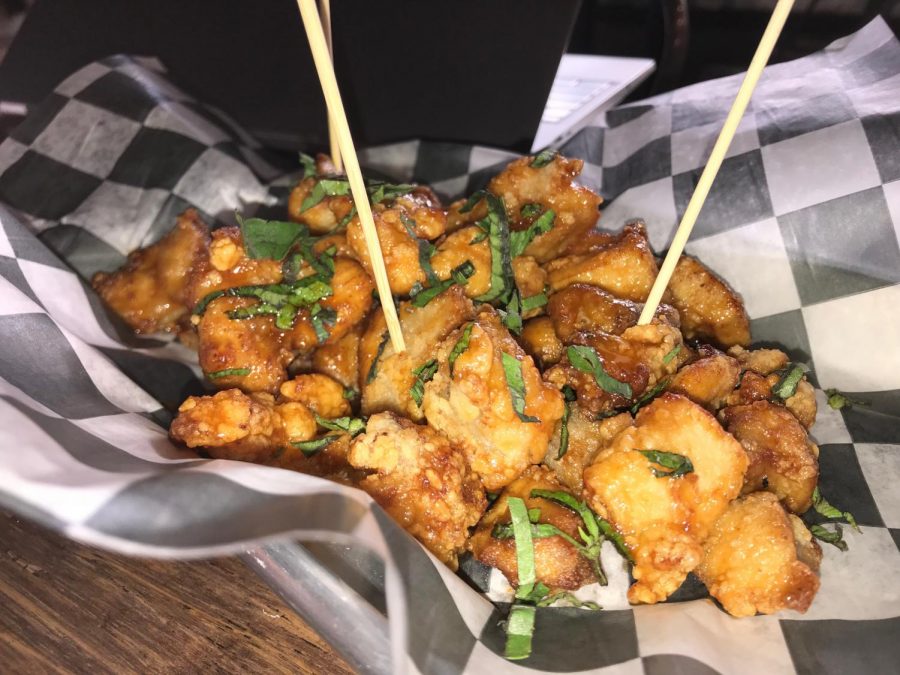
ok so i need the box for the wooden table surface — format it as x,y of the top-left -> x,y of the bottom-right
0,511 -> 354,674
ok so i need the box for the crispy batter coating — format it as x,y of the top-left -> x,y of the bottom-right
520,316 -> 564,368
512,256 -> 549,317
547,284 -> 679,341
430,225 -> 493,298
197,296 -> 294,393
310,326 -> 361,391
696,492 -> 822,617
347,206 -> 430,295
720,401 -> 819,513
348,412 -> 486,569
423,309 -> 565,491
393,187 -> 447,239
279,373 -> 352,418
360,286 -> 476,421
92,209 -> 209,333
468,466 -> 598,590
544,408 -> 632,493
186,226 -> 283,310
668,255 -> 750,348
544,321 -> 683,417
583,394 -> 748,604
288,177 -> 355,234
488,154 -> 603,262
543,221 -> 660,301
728,345 -> 789,375
669,346 -> 741,410
170,389 -> 316,462
286,257 -> 375,352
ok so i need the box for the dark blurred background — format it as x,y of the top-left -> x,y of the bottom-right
1,0 -> 896,98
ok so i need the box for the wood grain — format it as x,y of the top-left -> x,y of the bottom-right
0,512 -> 354,674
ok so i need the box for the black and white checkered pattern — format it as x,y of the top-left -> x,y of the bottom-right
1,18 -> 899,675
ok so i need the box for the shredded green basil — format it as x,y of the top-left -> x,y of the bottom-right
299,152 -> 317,179
501,291 -> 523,335
811,523 -> 848,551
566,345 -> 633,399
342,387 -> 358,400
530,150 -> 557,168
504,604 -> 537,660
448,324 -> 474,376
475,193 -> 516,304
662,344 -> 682,365
315,414 -> 366,437
557,385 -> 577,459
410,359 -> 439,406
206,367 -> 250,380
300,177 -> 415,213
236,213 -> 307,261
825,388 -> 867,411
510,209 -> 555,258
366,331 -> 390,384
772,363 -> 806,400
520,203 -> 543,219
812,486 -> 860,532
520,292 -> 548,313
638,450 -> 694,478
629,378 -> 670,414
501,353 -> 540,423
410,261 -> 475,307
292,435 -> 338,456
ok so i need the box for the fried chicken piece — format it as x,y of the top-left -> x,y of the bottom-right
288,177 -> 355,234
429,225 -> 493,298
669,346 -> 741,410
547,284 -> 679,342
170,389 -> 316,463
720,401 -> 819,513
725,347 -> 817,430
360,286 -> 476,421
92,209 -> 209,333
543,221 -> 660,301
285,257 -> 375,352
348,412 -> 486,569
347,206 -> 433,295
279,373 -> 352,419
544,321 -> 683,417
544,408 -> 632,493
186,225 -> 283,310
422,308 -> 565,491
468,466 -> 598,590
393,187 -> 447,239
583,394 -> 748,604
559,229 -> 618,256
696,491 -> 822,617
269,432 -> 363,485
668,255 -> 750,348
487,154 -> 603,263
310,326 -> 361,391
520,316 -> 564,368
197,296 -> 294,393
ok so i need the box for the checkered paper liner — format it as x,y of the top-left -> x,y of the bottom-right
1,18 -> 899,674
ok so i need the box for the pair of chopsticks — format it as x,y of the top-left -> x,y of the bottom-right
296,0 -> 795,351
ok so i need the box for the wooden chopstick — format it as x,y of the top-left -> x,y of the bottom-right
318,0 -> 342,172
297,0 -> 406,352
637,0 -> 795,325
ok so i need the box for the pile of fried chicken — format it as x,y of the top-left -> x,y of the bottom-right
93,152 -> 823,618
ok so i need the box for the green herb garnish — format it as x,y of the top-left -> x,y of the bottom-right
475,193 -> 516,304
504,604 -> 536,660
535,592 -> 601,610
510,209 -> 555,258
366,331 -> 390,384
292,435 -> 338,456
557,385 -> 577,459
207,367 -> 251,379
638,450 -> 694,478
520,292 -> 548,313
448,323 -> 474,375
812,486 -> 860,532
520,203 -> 543,219
772,363 -> 807,400
811,523 -> 848,551
410,359 -> 439,406
300,178 -> 352,212
236,213 -> 306,261
662,344 -> 682,365
629,378 -> 670,414
315,414 -> 366,437
501,353 -> 540,423
299,152 -> 317,179
310,304 -> 337,343
530,150 -> 557,168
410,260 -> 475,307
567,345 -> 633,399
501,291 -> 523,335
825,388 -> 867,411
342,387 -> 358,400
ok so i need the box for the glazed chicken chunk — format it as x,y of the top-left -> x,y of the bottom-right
720,401 -> 820,513
423,309 -> 565,491
668,345 -> 742,410
696,491 -> 822,617
92,209 -> 209,333
468,466 -> 599,591
348,412 -> 486,569
583,394 -> 748,604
